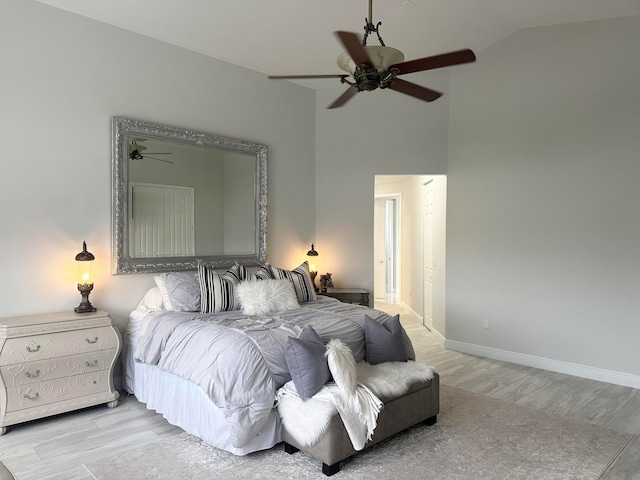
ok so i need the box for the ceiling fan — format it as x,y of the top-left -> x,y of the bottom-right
269,0 -> 476,109
128,139 -> 174,164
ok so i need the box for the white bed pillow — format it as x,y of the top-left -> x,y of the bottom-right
237,279 -> 300,315
154,274 -> 173,310
135,287 -> 165,313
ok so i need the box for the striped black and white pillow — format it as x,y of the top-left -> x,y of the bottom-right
255,264 -> 275,280
198,263 -> 245,313
224,263 -> 255,283
269,261 -> 317,303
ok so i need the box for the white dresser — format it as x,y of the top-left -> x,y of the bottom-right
0,310 -> 121,434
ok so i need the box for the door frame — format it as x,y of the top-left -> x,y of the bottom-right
422,179 -> 434,330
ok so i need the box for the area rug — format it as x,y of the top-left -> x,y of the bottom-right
83,385 -> 630,480
0,461 -> 16,480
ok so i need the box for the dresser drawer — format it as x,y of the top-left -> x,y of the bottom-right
5,370 -> 111,412
0,326 -> 118,365
0,349 -> 117,387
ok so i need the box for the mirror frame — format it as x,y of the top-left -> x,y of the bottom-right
112,116 -> 267,274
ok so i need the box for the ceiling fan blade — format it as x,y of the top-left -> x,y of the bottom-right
129,144 -> 147,153
390,78 -> 442,102
145,156 -> 174,164
268,74 -> 348,79
327,86 -> 359,109
335,31 -> 373,68
390,49 -> 476,75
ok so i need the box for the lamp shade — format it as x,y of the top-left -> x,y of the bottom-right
75,241 -> 95,285
337,46 -> 404,75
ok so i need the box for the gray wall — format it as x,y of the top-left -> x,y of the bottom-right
446,17 -> 640,377
0,0 -> 316,332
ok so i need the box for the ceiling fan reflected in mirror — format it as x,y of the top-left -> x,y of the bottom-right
128,139 -> 174,164
268,0 -> 476,109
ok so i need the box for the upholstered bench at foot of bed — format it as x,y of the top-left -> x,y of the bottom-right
282,372 -> 440,476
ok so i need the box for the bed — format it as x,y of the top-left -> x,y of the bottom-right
122,262 -> 416,455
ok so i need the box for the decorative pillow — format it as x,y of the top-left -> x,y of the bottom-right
364,314 -> 408,365
237,279 -> 300,316
285,326 -> 330,400
255,264 -> 275,280
154,272 -> 199,312
326,339 -> 357,396
225,263 -> 255,283
198,263 -> 243,313
163,272 -> 201,312
268,261 -> 317,303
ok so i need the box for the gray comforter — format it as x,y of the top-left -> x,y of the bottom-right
134,297 -> 413,448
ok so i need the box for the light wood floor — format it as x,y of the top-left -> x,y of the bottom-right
0,304 -> 638,479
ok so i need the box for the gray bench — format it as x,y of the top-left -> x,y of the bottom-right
283,372 -> 440,476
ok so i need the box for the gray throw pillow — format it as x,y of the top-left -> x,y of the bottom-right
162,272 -> 200,312
285,326 -> 330,400
364,314 -> 408,365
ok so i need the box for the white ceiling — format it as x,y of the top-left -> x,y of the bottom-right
35,0 -> 640,88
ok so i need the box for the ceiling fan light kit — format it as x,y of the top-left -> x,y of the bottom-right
268,0 -> 476,108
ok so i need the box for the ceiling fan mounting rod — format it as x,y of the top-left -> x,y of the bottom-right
363,0 -> 385,46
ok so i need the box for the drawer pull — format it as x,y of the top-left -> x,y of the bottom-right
85,360 -> 98,368
24,369 -> 41,379
85,336 -> 99,344
23,392 -> 40,401
25,344 -> 41,353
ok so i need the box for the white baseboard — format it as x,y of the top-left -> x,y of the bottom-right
430,328 -> 446,347
399,301 -> 445,348
399,301 -> 422,324
445,339 -> 640,390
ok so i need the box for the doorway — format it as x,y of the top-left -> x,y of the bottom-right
374,194 -> 400,304
374,175 -> 446,334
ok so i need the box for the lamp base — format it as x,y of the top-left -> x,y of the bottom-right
74,304 -> 97,313
75,284 -> 97,313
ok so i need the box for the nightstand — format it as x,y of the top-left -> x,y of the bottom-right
0,310 -> 121,435
320,288 -> 370,306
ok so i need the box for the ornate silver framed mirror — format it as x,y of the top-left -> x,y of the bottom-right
112,117 -> 267,274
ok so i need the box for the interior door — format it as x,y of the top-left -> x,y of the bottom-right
164,187 -> 195,256
130,183 -> 195,257
423,181 -> 434,330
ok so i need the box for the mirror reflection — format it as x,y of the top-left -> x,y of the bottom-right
112,117 -> 268,274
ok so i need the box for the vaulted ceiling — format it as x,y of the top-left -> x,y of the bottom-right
36,0 -> 640,88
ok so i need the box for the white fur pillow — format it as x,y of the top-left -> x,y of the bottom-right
237,279 -> 300,315
326,338 -> 357,395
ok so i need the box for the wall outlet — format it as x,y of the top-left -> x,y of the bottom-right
482,318 -> 490,329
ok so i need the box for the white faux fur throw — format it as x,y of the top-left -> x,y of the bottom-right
355,360 -> 435,398
276,359 -> 436,449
